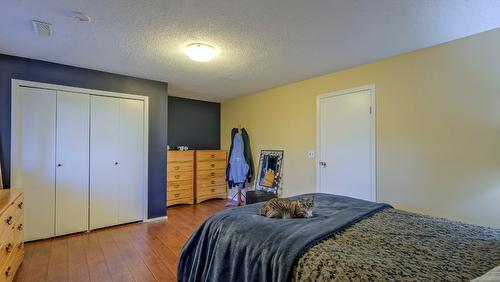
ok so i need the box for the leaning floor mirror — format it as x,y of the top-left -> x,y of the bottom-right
255,150 -> 284,195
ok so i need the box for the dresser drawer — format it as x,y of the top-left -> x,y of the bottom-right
167,151 -> 194,163
197,177 -> 226,189
0,207 -> 19,237
2,242 -> 23,282
196,151 -> 226,162
167,161 -> 193,173
167,189 -> 193,200
197,169 -> 225,179
197,185 -> 227,197
167,171 -> 193,182
197,160 -> 226,171
168,180 -> 193,192
0,229 -> 15,268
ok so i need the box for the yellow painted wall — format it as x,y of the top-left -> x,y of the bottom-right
221,28 -> 500,228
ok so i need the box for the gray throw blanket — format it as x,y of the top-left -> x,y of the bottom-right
177,193 -> 391,282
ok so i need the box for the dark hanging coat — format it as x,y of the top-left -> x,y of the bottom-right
226,128 -> 254,188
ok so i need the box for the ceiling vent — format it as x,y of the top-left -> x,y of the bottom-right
32,20 -> 53,36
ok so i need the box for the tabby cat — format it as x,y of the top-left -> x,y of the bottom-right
259,197 -> 314,219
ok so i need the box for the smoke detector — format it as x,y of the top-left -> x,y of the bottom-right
32,20 -> 53,36
72,11 -> 91,22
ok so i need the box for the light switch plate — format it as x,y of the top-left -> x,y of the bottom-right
307,150 -> 315,158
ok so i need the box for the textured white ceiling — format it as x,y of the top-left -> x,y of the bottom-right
1,1 -> 500,101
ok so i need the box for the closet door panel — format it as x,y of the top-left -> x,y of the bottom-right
90,95 -> 120,229
19,87 -> 57,241
118,99 -> 144,223
55,91 -> 90,236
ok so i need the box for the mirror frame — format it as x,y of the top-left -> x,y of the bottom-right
254,150 -> 284,195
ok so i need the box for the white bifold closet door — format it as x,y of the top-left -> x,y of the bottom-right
19,88 -> 90,241
90,96 -> 144,230
19,87 -> 57,241
55,91 -> 90,236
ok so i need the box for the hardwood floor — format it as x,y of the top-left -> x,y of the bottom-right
15,199 -> 227,282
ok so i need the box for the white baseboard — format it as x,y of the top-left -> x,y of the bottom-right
143,216 -> 168,222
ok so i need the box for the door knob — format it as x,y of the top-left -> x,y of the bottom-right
114,162 -> 119,165
319,161 -> 327,168
57,164 -> 63,167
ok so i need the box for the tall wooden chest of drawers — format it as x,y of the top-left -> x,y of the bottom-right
0,189 -> 24,281
195,150 -> 228,204
167,151 -> 195,207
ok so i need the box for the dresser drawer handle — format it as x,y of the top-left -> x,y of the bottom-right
5,243 -> 12,253
174,166 -> 180,170
174,193 -> 180,198
17,224 -> 23,231
211,189 -> 215,192
18,242 -> 24,250
174,184 -> 180,189
210,172 -> 215,176
5,216 -> 12,225
5,266 -> 11,278
210,180 -> 215,184
174,175 -> 180,179
211,154 -> 215,158
18,202 -> 23,209
210,164 -> 215,168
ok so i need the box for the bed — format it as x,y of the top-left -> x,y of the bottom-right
178,193 -> 500,282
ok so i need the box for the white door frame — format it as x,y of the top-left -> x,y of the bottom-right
316,85 -> 377,201
10,79 -> 150,222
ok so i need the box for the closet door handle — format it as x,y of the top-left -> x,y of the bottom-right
57,164 -> 63,167
114,162 -> 119,165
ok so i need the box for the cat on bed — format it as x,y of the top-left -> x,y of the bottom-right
259,197 -> 314,219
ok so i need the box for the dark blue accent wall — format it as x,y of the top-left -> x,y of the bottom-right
168,96 -> 220,150
0,54 -> 168,219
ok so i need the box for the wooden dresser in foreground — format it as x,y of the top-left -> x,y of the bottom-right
195,150 -> 228,204
167,151 -> 195,207
0,189 -> 24,282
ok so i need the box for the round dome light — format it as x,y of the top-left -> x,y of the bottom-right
183,43 -> 216,62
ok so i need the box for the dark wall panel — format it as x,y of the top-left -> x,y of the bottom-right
0,54 -> 168,218
168,96 -> 220,150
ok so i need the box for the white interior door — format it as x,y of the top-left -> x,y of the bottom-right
90,95 -> 120,229
118,99 -> 144,224
55,91 -> 90,236
19,87 -> 57,241
318,87 -> 375,201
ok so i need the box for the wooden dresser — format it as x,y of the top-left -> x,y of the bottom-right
0,189 -> 24,282
167,151 -> 195,207
195,150 -> 228,204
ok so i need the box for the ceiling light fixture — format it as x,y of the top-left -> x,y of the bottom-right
183,43 -> 216,62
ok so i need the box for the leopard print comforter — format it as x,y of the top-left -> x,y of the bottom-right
294,209 -> 500,281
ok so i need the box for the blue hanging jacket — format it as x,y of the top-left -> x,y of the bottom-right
227,133 -> 249,187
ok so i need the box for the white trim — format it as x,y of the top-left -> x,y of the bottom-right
143,216 -> 168,222
316,85 -> 377,202
10,79 -> 150,222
